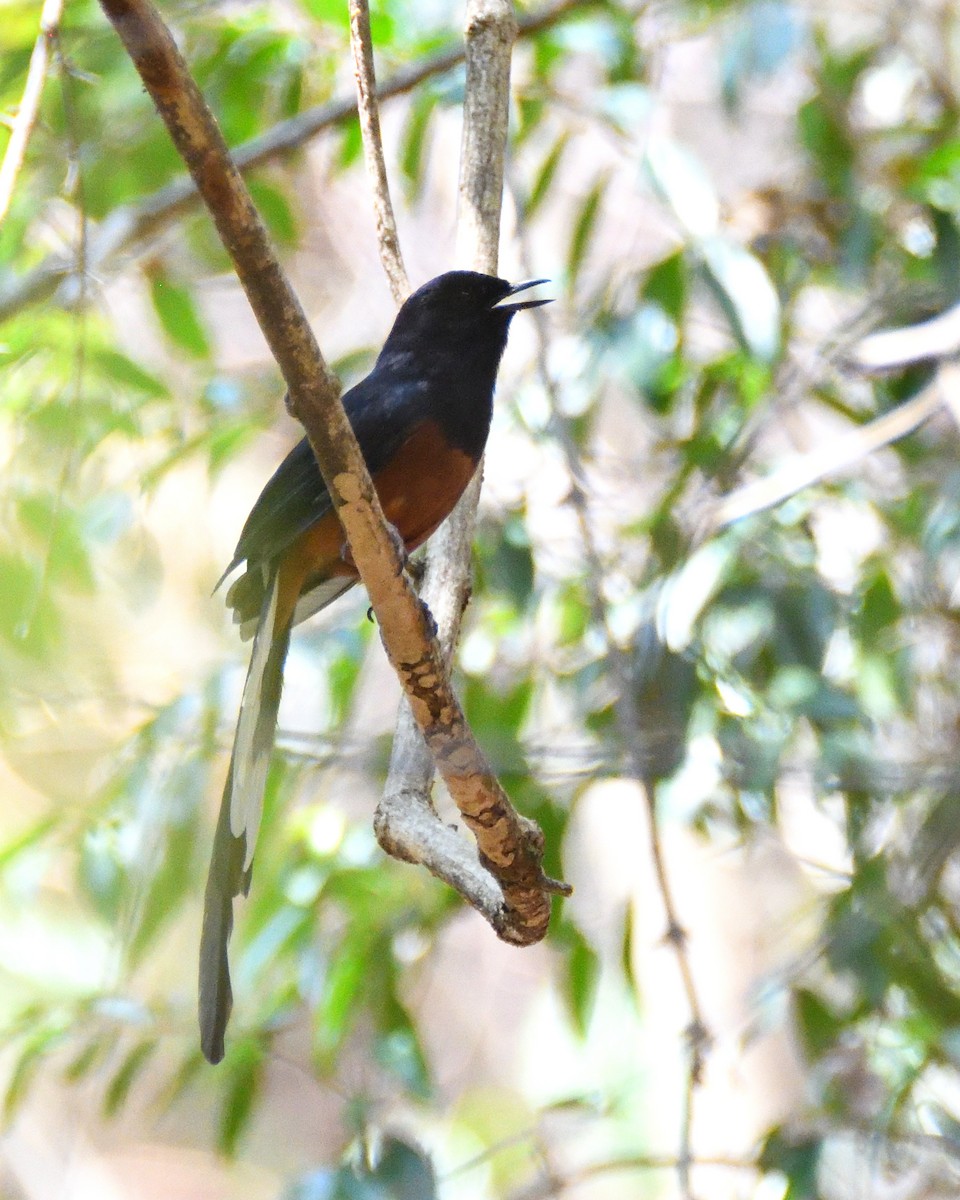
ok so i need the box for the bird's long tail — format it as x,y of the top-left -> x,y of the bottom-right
199,569 -> 292,1064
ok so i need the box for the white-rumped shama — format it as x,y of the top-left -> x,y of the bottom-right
199,271 -> 550,1063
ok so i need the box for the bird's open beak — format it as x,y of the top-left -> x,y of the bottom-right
492,278 -> 553,311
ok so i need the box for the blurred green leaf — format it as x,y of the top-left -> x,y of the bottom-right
63,1035 -> 108,1083
642,251 -> 686,322
567,176 -> 607,289
759,1128 -> 821,1199
315,937 -> 371,1060
103,1041 -> 156,1116
794,988 -> 841,1062
857,568 -> 900,635
476,517 -> 535,607
527,132 -> 570,218
4,1025 -> 63,1120
249,176 -> 299,246
554,920 -> 600,1036
298,0 -> 350,27
148,274 -> 212,359
89,348 -> 169,398
400,89 -> 437,199
220,1040 -> 265,1154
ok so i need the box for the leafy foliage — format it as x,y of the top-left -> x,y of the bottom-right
4,0 -> 960,1194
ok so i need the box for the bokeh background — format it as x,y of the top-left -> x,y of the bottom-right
3,0 -> 960,1195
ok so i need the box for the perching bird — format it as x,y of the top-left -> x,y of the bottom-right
200,270 -> 550,1063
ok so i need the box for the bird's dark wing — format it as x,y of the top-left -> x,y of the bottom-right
221,373 -> 429,580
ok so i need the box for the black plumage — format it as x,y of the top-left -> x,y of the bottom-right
199,271 -> 550,1063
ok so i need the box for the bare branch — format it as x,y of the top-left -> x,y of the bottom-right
710,369 -> 951,530
349,0 -> 409,305
0,0 -> 64,225
455,0 -> 518,273
98,0 -> 562,944
505,1153 -> 756,1200
852,300 -> 960,370
376,0 -> 534,920
0,0 -> 587,326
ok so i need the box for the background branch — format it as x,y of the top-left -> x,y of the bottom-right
0,0 -> 586,326
349,0 -> 409,304
710,367 -> 957,530
509,174 -> 712,1200
98,0 -> 561,945
0,0 -> 64,225
851,300 -> 960,370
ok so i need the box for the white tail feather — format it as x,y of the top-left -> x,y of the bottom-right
230,570 -> 280,871
236,576 -> 355,640
292,577 -> 356,627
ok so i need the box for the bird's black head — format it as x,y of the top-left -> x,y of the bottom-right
384,271 -> 551,353
375,271 -> 551,459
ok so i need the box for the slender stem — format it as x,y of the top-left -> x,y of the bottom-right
0,0 -> 65,224
512,177 -> 711,1199
348,0 -> 409,305
503,1153 -> 756,1199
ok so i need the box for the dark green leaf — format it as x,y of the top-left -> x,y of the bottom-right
366,1137 -> 437,1200
858,569 -> 899,634
793,988 -> 840,1062
759,1128 -> 822,1199
642,251 -> 686,321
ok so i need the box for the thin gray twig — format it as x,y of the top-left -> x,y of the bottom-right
511,174 -> 712,1200
348,0 -> 409,304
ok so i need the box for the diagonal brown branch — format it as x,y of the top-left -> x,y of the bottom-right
97,0 -> 563,945
0,0 -> 588,325
349,0 -> 409,305
0,0 -> 65,225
